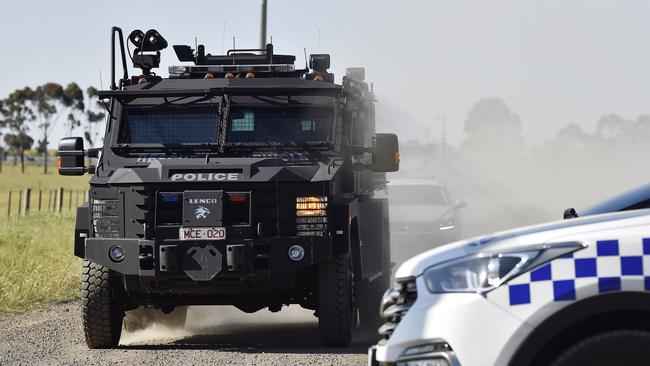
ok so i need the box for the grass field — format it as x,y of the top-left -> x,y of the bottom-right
0,212 -> 80,314
0,163 -> 90,216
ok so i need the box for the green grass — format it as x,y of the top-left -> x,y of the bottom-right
0,163 -> 90,216
0,212 -> 80,314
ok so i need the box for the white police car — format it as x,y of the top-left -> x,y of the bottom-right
369,210 -> 650,366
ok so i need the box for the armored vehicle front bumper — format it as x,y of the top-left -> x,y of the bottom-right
85,236 -> 331,290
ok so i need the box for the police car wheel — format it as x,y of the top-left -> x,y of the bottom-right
550,330 -> 650,366
81,260 -> 124,349
317,253 -> 356,347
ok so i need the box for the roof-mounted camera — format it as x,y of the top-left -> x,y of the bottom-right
128,29 -> 168,76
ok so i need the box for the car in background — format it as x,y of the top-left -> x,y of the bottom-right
565,182 -> 650,218
382,178 -> 465,264
369,209 -> 650,366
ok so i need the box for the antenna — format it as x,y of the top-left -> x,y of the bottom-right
99,71 -> 104,90
232,36 -> 236,65
259,0 -> 268,49
194,37 -> 198,64
303,48 -> 308,70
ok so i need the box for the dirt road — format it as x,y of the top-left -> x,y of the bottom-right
0,300 -> 372,366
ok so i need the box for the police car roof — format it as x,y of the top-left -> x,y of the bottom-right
388,177 -> 444,187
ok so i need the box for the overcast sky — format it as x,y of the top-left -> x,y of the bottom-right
1,0 -> 650,147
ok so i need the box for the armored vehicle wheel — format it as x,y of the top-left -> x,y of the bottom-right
550,330 -> 650,366
81,260 -> 124,349
317,253 -> 356,347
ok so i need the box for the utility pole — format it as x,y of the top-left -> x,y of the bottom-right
435,114 -> 451,176
259,0 -> 268,49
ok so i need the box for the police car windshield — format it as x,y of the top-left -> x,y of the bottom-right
119,107 -> 219,145
388,185 -> 448,206
226,107 -> 333,145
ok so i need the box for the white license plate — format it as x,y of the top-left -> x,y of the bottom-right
179,227 -> 226,240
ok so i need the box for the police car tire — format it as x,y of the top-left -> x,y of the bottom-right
81,260 -> 124,349
317,254 -> 355,347
550,330 -> 650,366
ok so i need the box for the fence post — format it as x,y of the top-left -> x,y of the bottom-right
38,190 -> 42,212
68,190 -> 73,210
84,190 -> 89,203
75,191 -> 80,208
17,191 -> 22,217
55,188 -> 63,213
20,188 -> 31,216
7,191 -> 12,217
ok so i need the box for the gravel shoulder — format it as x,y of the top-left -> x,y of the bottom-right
0,300 -> 371,366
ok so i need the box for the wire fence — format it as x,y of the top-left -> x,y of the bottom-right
2,189 -> 88,218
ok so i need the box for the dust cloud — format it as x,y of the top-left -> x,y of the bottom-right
387,98 -> 650,239
120,305 -> 315,346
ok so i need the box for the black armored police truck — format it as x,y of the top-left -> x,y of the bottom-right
57,27 -> 399,348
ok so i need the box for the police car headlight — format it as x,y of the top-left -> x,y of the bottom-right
422,242 -> 584,294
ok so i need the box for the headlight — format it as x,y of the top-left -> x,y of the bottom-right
92,199 -> 121,238
422,242 -> 584,294
438,221 -> 455,231
296,196 -> 328,236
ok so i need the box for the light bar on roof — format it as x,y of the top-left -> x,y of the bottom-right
169,64 -> 296,77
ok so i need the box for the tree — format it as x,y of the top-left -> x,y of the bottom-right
3,132 -> 34,173
84,86 -> 106,147
461,97 -> 525,158
0,88 -> 36,173
29,82 -> 85,173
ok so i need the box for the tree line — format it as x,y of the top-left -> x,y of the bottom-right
0,83 -> 105,173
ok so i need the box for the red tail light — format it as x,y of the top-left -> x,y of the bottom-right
228,193 -> 248,202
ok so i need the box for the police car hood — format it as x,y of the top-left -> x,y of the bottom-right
395,209 -> 650,279
97,156 -> 340,184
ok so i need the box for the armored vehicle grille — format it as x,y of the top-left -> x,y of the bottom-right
378,277 -> 418,339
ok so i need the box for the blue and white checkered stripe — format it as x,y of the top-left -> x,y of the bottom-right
486,238 -> 650,315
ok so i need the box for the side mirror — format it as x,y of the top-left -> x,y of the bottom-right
57,137 -> 86,176
372,133 -> 400,172
455,200 -> 466,209
563,208 -> 578,219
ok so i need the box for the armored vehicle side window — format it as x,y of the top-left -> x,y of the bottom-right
119,108 -> 219,144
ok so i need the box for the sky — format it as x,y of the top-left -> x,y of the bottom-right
2,0 -> 650,147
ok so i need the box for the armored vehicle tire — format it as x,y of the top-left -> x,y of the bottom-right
81,260 -> 124,349
357,271 -> 390,331
317,253 -> 356,347
549,330 -> 650,366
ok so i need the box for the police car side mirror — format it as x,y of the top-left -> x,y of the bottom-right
372,133 -> 400,172
57,137 -> 89,176
455,200 -> 466,209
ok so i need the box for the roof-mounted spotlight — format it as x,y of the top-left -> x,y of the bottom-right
128,30 -> 145,47
128,28 -> 168,76
143,29 -> 167,52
